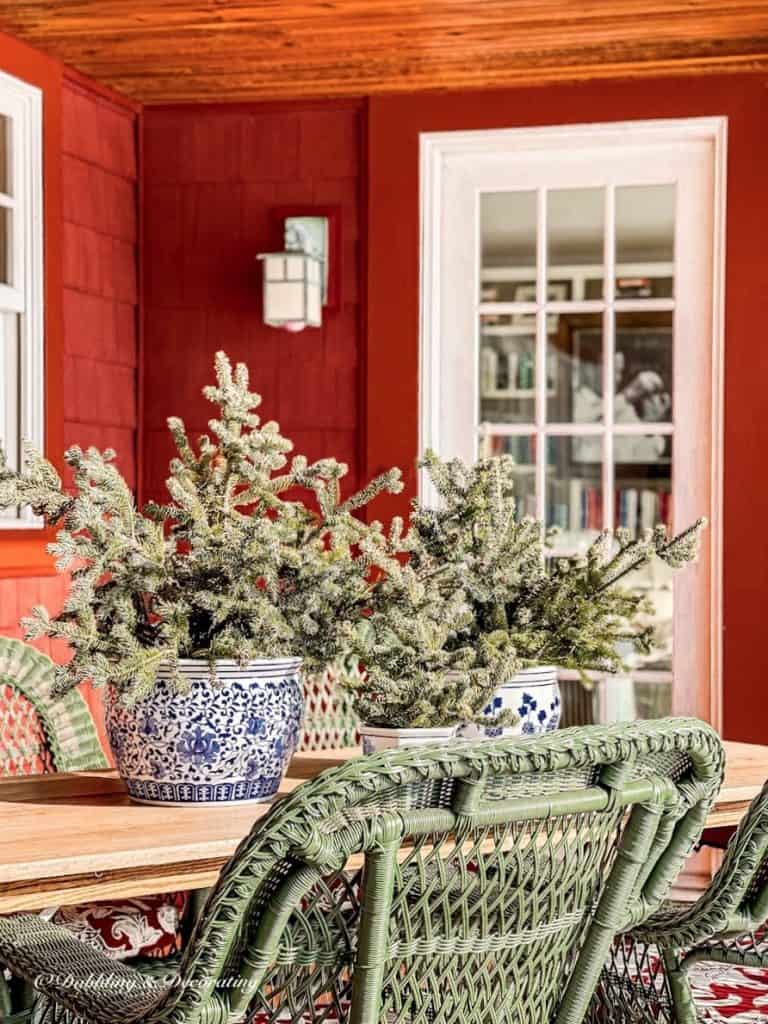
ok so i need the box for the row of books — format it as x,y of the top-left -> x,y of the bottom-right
616,486 -> 672,533
547,482 -> 672,532
486,434 -> 535,463
480,347 -> 535,395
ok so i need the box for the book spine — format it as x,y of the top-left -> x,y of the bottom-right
480,346 -> 497,396
625,488 -> 639,535
569,479 -> 582,531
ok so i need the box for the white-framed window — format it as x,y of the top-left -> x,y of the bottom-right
0,68 -> 43,530
420,118 -> 725,727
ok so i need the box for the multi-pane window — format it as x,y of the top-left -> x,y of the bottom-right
477,184 -> 676,712
421,120 -> 724,724
0,70 -> 44,529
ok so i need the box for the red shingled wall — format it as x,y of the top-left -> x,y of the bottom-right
141,100 -> 363,504
62,75 -> 139,492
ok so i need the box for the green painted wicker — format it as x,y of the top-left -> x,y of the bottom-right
590,778 -> 768,1023
0,637 -> 108,775
0,719 -> 723,1024
300,665 -> 359,752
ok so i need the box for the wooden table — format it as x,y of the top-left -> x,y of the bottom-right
0,741 -> 765,914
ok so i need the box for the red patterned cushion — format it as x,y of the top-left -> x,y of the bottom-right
54,892 -> 187,961
687,961 -> 768,1020
614,940 -> 768,1022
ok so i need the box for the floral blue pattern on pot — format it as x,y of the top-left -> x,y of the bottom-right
105,658 -> 304,805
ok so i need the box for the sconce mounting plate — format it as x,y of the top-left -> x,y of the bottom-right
270,204 -> 342,313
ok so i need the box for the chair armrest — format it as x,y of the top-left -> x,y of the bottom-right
0,915 -> 169,1024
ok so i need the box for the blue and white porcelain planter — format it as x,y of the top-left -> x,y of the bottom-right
466,665 -> 561,739
104,658 -> 304,805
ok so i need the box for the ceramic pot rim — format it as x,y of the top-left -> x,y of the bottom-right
509,665 -> 559,677
359,724 -> 457,738
159,657 -> 303,670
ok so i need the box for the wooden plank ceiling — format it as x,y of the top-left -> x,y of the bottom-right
0,0 -> 767,104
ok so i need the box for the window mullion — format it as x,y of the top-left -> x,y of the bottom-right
535,187 -> 547,523
602,185 -> 615,532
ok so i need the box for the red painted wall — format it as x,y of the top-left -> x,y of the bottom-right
141,100 -> 363,504
366,76 -> 768,743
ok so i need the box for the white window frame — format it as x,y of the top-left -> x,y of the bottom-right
419,117 -> 726,729
0,68 -> 43,530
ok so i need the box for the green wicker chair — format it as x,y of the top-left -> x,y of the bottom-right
0,719 -> 723,1024
0,637 -> 108,775
590,778 -> 768,1023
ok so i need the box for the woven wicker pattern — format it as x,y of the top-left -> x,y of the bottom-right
590,779 -> 768,1023
0,638 -> 108,774
0,682 -> 55,776
300,666 -> 359,752
0,719 -> 723,1024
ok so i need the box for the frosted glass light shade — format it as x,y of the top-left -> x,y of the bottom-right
257,251 -> 323,330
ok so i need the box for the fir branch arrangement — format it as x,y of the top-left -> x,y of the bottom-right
0,351 -> 402,701
340,515 -> 517,729
416,449 -> 706,679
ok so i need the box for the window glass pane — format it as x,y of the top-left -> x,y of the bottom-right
479,433 -> 537,519
614,434 -> 672,535
618,559 -> 674,675
479,315 -> 535,424
615,184 -> 675,298
547,188 -> 604,292
614,311 -> 673,425
480,191 -> 537,287
546,435 -> 602,550
0,115 -> 10,196
0,205 -> 9,285
600,676 -> 673,722
611,434 -> 674,699
547,312 -> 602,423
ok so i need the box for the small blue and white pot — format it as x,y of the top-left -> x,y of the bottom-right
464,665 -> 562,740
104,658 -> 304,805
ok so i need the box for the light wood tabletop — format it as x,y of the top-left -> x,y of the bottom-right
0,740 -> 765,913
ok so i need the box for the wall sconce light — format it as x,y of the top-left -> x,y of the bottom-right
257,216 -> 329,332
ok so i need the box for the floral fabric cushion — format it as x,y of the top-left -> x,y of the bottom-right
54,892 -> 187,961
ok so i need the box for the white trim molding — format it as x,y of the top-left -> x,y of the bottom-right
708,118 -> 727,735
